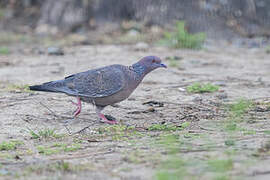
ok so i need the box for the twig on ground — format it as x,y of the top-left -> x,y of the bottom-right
251,170 -> 270,176
38,101 -> 74,120
179,148 -> 218,153
49,149 -> 114,161
111,104 -> 132,110
39,102 -> 59,117
198,125 -> 215,131
72,123 -> 95,135
64,125 -> 72,135
251,97 -> 270,101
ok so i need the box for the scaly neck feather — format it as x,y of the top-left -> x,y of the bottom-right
131,63 -> 146,77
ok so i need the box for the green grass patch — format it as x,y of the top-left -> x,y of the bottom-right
153,132 -> 236,179
161,157 -> 186,169
225,123 -> 237,131
155,152 -> 189,179
0,152 -> 13,159
213,175 -> 230,180
266,46 -> 270,54
224,121 -> 257,135
224,139 -> 235,146
0,47 -> 10,55
97,125 -> 131,134
263,130 -> 270,135
25,161 -> 74,174
37,145 -> 61,155
243,130 -> 256,135
97,125 -> 142,141
156,170 -> 187,180
155,140 -> 189,180
159,21 -> 206,49
228,99 -> 253,119
208,159 -> 233,172
0,8 -> 5,19
222,99 -> 254,133
187,82 -> 219,93
51,142 -> 64,147
148,122 -> 190,131
5,84 -> 31,93
24,161 -> 95,177
157,134 -> 181,154
183,132 -> 202,139
29,128 -> 63,139
37,143 -> 81,155
63,143 -> 81,152
0,140 -> 23,151
55,161 -> 72,171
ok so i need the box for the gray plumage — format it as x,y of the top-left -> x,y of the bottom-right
31,64 -> 141,106
30,56 -> 167,124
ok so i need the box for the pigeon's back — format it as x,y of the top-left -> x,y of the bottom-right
65,64 -> 126,98
30,64 -> 127,98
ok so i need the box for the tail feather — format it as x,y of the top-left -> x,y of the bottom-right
29,85 -> 59,93
29,80 -> 66,93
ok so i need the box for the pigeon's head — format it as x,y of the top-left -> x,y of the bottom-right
137,56 -> 167,73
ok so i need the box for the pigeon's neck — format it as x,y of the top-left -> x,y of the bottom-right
131,63 -> 146,77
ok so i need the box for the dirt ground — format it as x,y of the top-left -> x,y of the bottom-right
0,43 -> 270,180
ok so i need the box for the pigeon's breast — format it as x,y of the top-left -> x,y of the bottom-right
81,69 -> 142,106
92,87 -> 135,106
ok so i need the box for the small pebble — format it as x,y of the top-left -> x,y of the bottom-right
215,81 -> 226,87
216,92 -> 228,100
178,87 -> 185,92
193,96 -> 203,102
47,47 -> 64,56
128,97 -> 136,101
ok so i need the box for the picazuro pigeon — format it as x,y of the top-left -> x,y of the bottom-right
30,56 -> 167,124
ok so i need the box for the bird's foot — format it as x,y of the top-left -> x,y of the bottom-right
98,113 -> 118,124
73,107 -> 81,117
71,97 -> 82,117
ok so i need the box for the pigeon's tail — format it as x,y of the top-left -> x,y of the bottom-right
29,80 -> 66,93
29,85 -> 59,93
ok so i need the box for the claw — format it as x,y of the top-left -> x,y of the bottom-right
98,113 -> 118,124
72,97 -> 81,117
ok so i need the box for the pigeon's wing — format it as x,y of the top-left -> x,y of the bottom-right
64,65 -> 126,98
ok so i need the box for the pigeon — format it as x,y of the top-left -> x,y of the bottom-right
29,56 -> 167,124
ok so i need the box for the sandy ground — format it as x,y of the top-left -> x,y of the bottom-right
0,44 -> 270,180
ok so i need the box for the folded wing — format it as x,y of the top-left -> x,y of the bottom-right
63,65 -> 126,98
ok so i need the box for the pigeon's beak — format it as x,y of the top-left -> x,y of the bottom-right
160,63 -> 167,68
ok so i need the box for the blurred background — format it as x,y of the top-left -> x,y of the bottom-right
0,0 -> 269,48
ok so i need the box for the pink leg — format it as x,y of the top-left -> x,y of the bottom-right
71,97 -> 81,117
98,113 -> 118,125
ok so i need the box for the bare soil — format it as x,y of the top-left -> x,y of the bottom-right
0,44 -> 270,180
